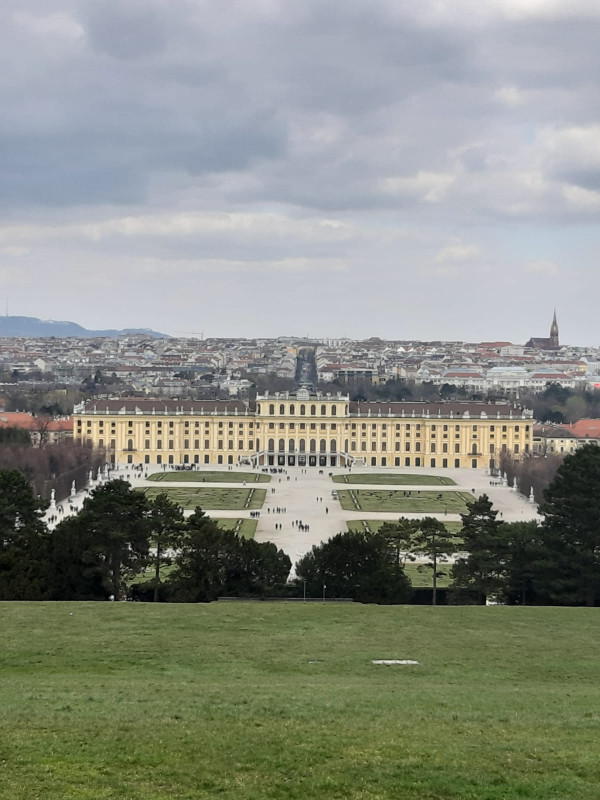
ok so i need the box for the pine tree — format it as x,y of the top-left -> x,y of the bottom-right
451,494 -> 507,603
413,517 -> 455,605
149,493 -> 185,602
540,444 -> 600,606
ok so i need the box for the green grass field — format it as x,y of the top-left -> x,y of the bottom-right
333,473 -> 456,486
215,517 -> 257,539
346,519 -> 462,535
143,487 -> 266,510
339,489 -> 473,514
148,471 -> 270,483
1,604 -> 599,800
402,562 -> 453,587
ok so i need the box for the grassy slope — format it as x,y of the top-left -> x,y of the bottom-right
1,604 -> 599,800
148,472 -> 270,483
333,473 -> 456,486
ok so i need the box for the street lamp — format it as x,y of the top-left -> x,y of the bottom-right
322,583 -> 326,603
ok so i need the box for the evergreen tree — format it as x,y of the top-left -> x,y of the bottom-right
498,521 -> 546,606
540,444 -> 600,606
413,517 -> 455,605
295,530 -> 412,604
0,469 -> 46,545
379,518 -> 418,566
167,508 -> 290,602
149,493 -> 185,602
69,479 -> 152,598
451,494 -> 507,603
0,469 -> 50,600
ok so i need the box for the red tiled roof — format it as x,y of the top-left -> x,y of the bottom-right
564,419 -> 600,439
0,412 -> 72,431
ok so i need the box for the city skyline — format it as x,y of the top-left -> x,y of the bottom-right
1,2 -> 599,342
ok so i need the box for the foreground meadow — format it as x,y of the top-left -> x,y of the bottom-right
0,604 -> 599,799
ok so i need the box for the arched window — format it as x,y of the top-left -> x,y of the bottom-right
278,438 -> 285,451
290,404 -> 295,415
300,404 -> 306,415
311,405 -> 316,415
330,440 -> 337,452
257,404 -> 261,414
331,406 -> 337,416
256,438 -> 260,451
279,404 -> 285,415
269,404 -> 275,415
289,438 -> 295,452
344,439 -> 349,451
127,438 -> 133,450
320,439 -> 327,452
321,404 -> 326,415
309,439 -> 316,453
299,438 -> 306,452
268,438 -> 275,452
472,443 -> 478,454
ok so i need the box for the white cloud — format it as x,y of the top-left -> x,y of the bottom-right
380,171 -> 456,203
494,86 -> 526,107
562,185 -> 600,211
12,11 -> 85,41
435,239 -> 482,263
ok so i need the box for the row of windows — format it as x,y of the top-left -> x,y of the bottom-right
260,403 -> 345,416
127,454 -> 483,469
109,436 -> 527,456
80,418 -> 529,435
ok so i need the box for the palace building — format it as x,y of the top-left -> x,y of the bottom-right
73,389 -> 533,471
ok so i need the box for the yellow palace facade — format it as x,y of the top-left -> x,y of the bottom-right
73,389 -> 533,471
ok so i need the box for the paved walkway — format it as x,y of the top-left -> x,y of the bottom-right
44,464 -> 541,568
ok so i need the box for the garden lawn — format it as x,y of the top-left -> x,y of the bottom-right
338,489 -> 473,514
1,604 -> 599,800
333,473 -> 456,486
215,517 -> 257,539
148,471 -> 270,483
142,487 -> 266,510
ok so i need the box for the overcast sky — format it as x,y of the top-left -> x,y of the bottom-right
1,1 -> 599,343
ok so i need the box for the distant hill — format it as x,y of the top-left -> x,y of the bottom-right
0,316 -> 169,339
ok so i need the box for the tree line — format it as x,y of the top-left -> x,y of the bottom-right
0,473 -> 291,602
296,445 -> 600,606
2,444 -> 600,605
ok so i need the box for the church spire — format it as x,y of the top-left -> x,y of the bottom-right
550,309 -> 559,347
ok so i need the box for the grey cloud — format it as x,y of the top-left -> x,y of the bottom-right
83,0 -> 168,60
